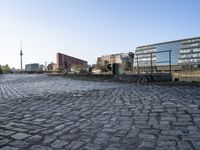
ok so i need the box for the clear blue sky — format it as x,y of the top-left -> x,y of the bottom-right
0,0 -> 200,68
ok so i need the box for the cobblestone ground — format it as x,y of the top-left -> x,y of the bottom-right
0,74 -> 200,150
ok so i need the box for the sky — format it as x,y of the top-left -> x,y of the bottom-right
0,0 -> 200,69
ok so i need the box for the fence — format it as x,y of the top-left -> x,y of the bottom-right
134,50 -> 172,74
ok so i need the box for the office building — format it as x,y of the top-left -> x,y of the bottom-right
134,37 -> 200,70
25,63 -> 39,72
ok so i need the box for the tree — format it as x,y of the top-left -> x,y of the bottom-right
2,64 -> 11,74
128,52 -> 134,67
47,62 -> 54,71
0,65 -> 2,74
97,60 -> 109,72
128,52 -> 134,59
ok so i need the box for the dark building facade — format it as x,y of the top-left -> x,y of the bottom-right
134,37 -> 200,70
56,52 -> 87,70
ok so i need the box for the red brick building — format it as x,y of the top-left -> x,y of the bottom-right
56,52 -> 87,70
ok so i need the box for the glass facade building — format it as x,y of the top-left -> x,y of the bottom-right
134,37 -> 200,69
25,63 -> 39,72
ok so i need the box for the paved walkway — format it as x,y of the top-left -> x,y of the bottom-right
0,74 -> 200,150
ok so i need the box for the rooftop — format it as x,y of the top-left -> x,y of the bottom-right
137,36 -> 200,48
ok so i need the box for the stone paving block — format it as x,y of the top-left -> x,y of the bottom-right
156,147 -> 177,150
105,144 -> 126,150
94,137 -> 109,146
0,131 -> 15,136
26,135 -> 42,144
59,134 -> 78,141
157,141 -> 176,147
51,139 -> 69,149
102,128 -> 117,133
33,118 -> 46,122
29,145 -> 53,150
139,134 -> 156,139
83,143 -> 101,150
139,140 -> 154,148
67,141 -> 85,149
9,140 -> 29,148
178,141 -> 193,150
11,133 -> 31,140
110,136 -> 120,143
79,135 -> 91,143
0,74 -> 200,150
43,136 -> 56,145
0,138 -> 11,146
161,130 -> 184,136
54,124 -> 65,130
0,146 -> 19,150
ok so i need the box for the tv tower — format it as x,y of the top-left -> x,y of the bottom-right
20,41 -> 23,70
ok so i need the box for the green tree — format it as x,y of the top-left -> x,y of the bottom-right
97,60 -> 109,72
0,65 -> 2,74
2,64 -> 11,74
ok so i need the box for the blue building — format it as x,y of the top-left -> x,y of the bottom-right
134,37 -> 200,71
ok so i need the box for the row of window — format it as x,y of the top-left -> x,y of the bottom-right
179,53 -> 200,58
134,62 -> 156,66
136,57 -> 156,61
136,46 -> 156,51
181,38 -> 200,44
135,49 -> 156,55
180,48 -> 200,53
181,43 -> 200,49
178,59 -> 200,63
135,54 -> 156,58
182,45 -> 200,50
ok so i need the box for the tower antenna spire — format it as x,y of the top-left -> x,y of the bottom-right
20,40 -> 22,51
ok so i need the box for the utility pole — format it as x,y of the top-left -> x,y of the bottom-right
20,41 -> 23,70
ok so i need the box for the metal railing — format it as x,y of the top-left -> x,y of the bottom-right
134,50 -> 172,74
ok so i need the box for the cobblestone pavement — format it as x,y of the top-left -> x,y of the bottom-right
0,74 -> 200,150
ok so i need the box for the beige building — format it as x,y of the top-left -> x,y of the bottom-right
97,53 -> 131,64
97,53 -> 133,70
